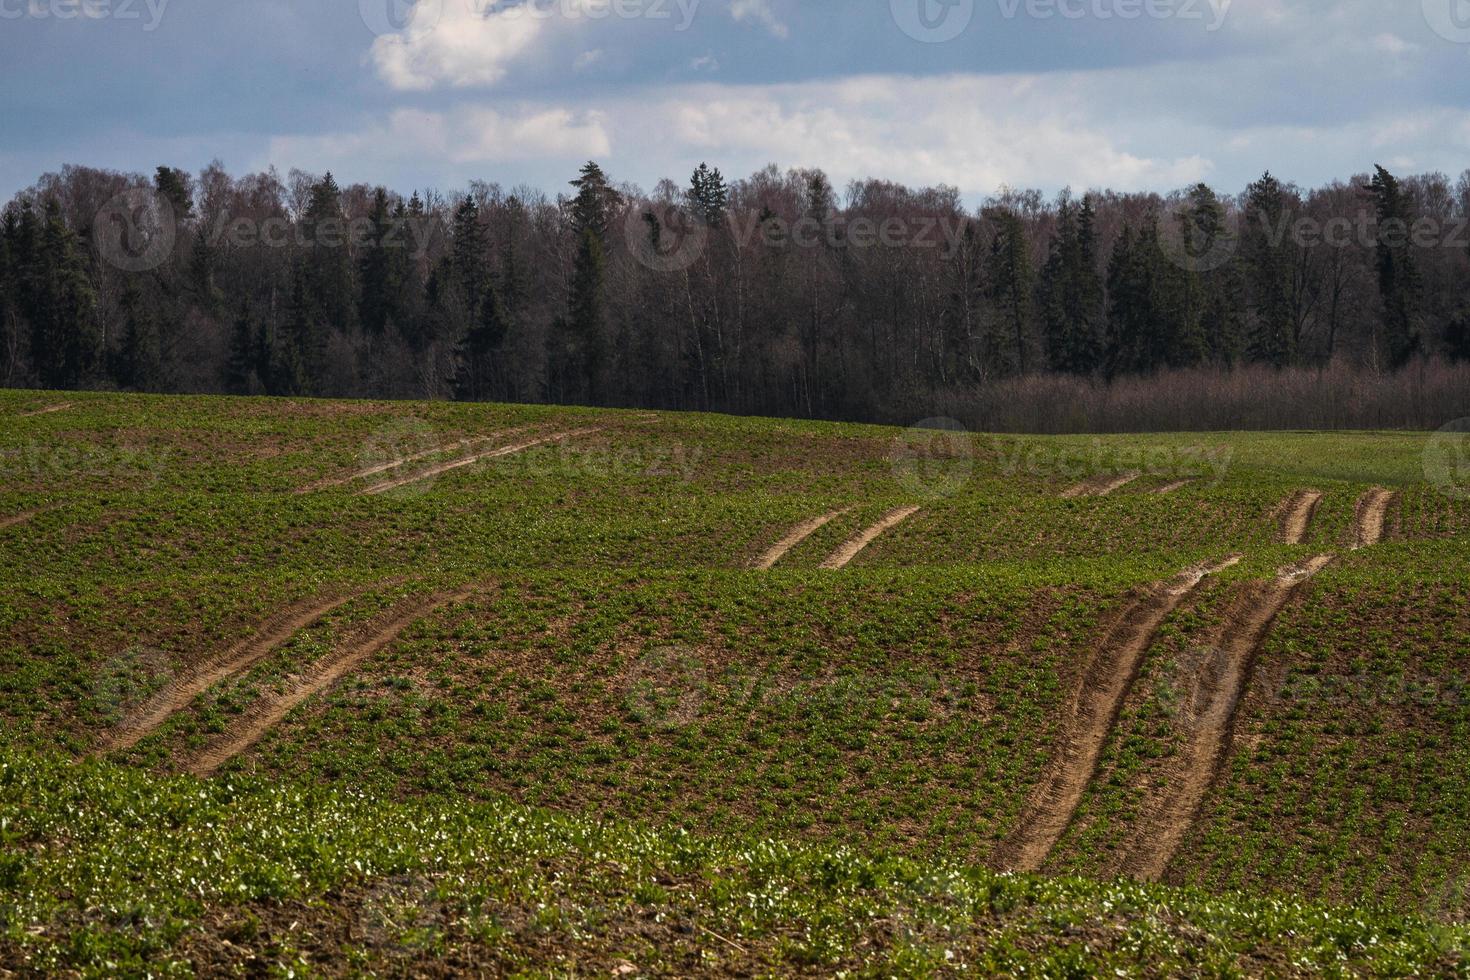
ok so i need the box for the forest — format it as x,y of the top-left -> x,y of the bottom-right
2,158 -> 1468,429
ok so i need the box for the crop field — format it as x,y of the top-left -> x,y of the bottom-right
1,389 -> 1468,976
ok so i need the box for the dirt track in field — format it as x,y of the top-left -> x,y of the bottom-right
1122,555 -> 1333,881
998,557 -> 1240,873
101,592 -> 355,754
183,590 -> 471,775
359,428 -> 603,495
752,507 -> 852,569
0,509 -> 42,530
19,403 -> 72,418
819,506 -> 920,569
1351,488 -> 1397,549
1061,471 -> 1141,499
1153,479 -> 1197,495
297,428 -> 531,493
1278,490 -> 1323,544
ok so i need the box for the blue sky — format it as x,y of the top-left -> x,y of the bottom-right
2,0 -> 1468,204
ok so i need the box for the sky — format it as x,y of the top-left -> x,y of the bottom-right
2,0 -> 1469,205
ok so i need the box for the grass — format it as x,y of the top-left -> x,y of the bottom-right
0,387 -> 1467,973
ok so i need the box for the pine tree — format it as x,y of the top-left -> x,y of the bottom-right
1039,196 -> 1105,374
116,280 -> 163,391
357,188 -> 397,336
983,207 -> 1034,376
1241,173 -> 1296,366
1367,165 -> 1422,368
562,162 -> 617,403
688,162 -> 729,226
300,172 -> 354,332
225,300 -> 261,394
454,283 -> 509,402
32,199 -> 99,389
451,197 -> 489,319
153,166 -> 193,222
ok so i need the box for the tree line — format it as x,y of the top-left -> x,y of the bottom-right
2,158 -> 1468,424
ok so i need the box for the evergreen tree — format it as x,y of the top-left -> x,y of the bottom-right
451,197 -> 489,319
300,172 -> 354,332
357,188 -> 397,336
153,166 -> 193,222
116,280 -> 163,391
32,200 -> 99,389
1367,165 -> 1422,368
688,162 -> 729,226
1039,196 -> 1105,374
225,300 -> 262,394
454,283 -> 509,402
562,162 -> 617,402
1241,173 -> 1296,366
983,207 -> 1034,376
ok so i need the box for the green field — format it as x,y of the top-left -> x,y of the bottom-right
1,389 -> 1467,976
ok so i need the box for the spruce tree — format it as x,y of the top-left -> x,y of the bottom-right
116,280 -> 163,391
300,172 -> 354,333
1367,165 -> 1422,368
1241,173 -> 1296,366
983,207 -> 1034,376
33,199 -> 99,389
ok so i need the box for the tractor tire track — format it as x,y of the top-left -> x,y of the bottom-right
0,509 -> 43,531
359,428 -> 603,496
819,506 -> 920,569
1123,555 -> 1333,881
752,507 -> 853,569
998,557 -> 1240,873
19,402 -> 73,418
101,592 -> 356,754
1351,488 -> 1397,550
1278,490 -> 1322,544
184,589 -> 472,776
1062,471 -> 1141,499
296,428 -> 531,493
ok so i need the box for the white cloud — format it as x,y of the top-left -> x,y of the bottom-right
729,0 -> 788,39
575,48 -> 605,70
265,106 -> 611,171
369,1 -> 558,90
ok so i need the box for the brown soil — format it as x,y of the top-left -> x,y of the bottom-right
296,428 -> 531,493
183,591 -> 472,775
359,428 -> 603,496
1062,471 -> 1142,499
751,507 -> 853,569
1153,479 -> 1197,495
19,402 -> 73,418
1122,555 -> 1333,881
997,557 -> 1241,872
818,506 -> 921,569
1351,488 -> 1398,550
1278,491 -> 1323,545
101,592 -> 356,754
